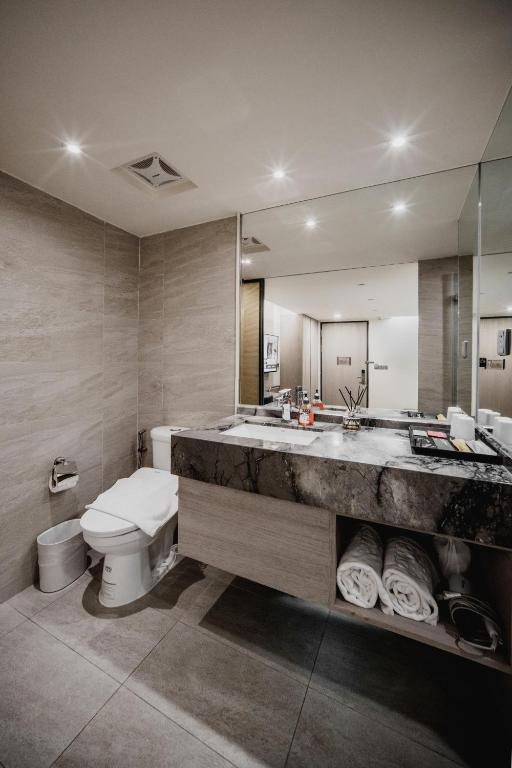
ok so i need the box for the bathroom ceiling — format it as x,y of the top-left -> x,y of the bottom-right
242,165 -> 476,278
265,262 -> 418,322
1,1 -> 512,237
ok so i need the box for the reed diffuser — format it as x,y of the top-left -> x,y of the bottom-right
338,385 -> 367,431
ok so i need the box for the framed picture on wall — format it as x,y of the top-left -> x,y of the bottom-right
264,334 -> 279,372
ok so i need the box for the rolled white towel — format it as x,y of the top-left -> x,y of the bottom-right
337,526 -> 393,613
382,537 -> 439,625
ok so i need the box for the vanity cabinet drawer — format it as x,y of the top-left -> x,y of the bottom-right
178,478 -> 332,605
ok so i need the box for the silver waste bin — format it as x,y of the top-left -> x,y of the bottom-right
37,519 -> 87,592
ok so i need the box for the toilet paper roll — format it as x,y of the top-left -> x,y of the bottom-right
495,417 -> 512,445
488,412 -> 501,429
477,409 -> 493,425
450,414 -> 475,441
447,406 -> 463,424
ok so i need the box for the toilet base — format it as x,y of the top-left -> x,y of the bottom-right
99,548 -> 152,607
98,543 -> 178,608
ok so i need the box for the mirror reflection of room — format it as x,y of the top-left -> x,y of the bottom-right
479,155 -> 512,419
240,166 -> 478,416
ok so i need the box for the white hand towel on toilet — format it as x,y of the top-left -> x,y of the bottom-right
337,525 -> 393,613
382,537 -> 439,625
86,468 -> 179,537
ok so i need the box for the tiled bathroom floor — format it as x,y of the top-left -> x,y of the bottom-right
0,558 -> 509,768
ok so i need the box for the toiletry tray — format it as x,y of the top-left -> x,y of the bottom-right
408,426 -> 501,464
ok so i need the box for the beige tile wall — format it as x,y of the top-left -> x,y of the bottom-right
0,171 -> 237,600
138,217 -> 237,465
0,172 -> 138,601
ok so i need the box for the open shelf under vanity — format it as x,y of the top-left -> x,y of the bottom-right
331,598 -> 510,674
332,515 -> 512,674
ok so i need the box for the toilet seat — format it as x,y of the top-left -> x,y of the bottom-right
80,508 -> 138,538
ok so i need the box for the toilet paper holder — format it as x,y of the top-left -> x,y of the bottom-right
49,457 -> 79,494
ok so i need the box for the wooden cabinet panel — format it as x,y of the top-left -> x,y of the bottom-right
178,478 -> 332,605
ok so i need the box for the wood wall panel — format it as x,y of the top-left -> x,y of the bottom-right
240,281 -> 261,405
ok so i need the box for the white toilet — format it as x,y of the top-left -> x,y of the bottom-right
80,426 -> 186,608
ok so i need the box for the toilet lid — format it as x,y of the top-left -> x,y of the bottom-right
80,508 -> 138,537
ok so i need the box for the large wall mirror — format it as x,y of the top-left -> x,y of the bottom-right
478,86 -> 512,420
240,165 -> 478,415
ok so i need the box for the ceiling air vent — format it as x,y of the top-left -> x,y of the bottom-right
242,236 -> 270,254
122,153 -> 185,189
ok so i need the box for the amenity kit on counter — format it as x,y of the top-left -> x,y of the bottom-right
409,414 -> 500,463
336,525 -> 503,655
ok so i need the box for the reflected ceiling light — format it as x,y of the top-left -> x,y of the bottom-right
305,218 -> 317,229
390,134 -> 408,149
508,306 -> 512,312
64,142 -> 82,155
272,168 -> 286,179
392,201 -> 407,214
333,313 -> 341,319
241,257 -> 252,265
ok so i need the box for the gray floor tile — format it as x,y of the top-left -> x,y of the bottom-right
7,571 -> 92,618
287,688 -> 460,768
126,621 -> 307,768
150,557 -> 232,618
0,601 -> 25,636
32,575 -> 179,683
184,581 -> 328,682
54,686 -> 234,768
0,621 -> 117,768
310,612 -> 510,767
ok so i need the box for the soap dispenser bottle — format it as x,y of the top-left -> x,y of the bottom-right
313,389 -> 324,410
298,392 -> 309,428
305,393 -> 315,426
299,393 -> 314,427
282,395 -> 291,422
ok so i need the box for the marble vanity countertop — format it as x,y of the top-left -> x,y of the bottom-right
171,414 -> 512,549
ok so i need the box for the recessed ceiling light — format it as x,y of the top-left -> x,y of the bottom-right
390,134 -> 408,149
272,168 -> 285,179
64,142 -> 82,155
241,258 -> 252,265
305,218 -> 317,229
333,313 -> 341,319
357,283 -> 366,286
507,306 -> 512,312
392,201 -> 407,214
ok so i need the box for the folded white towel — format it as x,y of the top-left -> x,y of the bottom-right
382,537 -> 439,625
337,526 -> 393,613
86,468 -> 179,537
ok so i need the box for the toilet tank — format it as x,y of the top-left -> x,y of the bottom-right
150,426 -> 188,471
